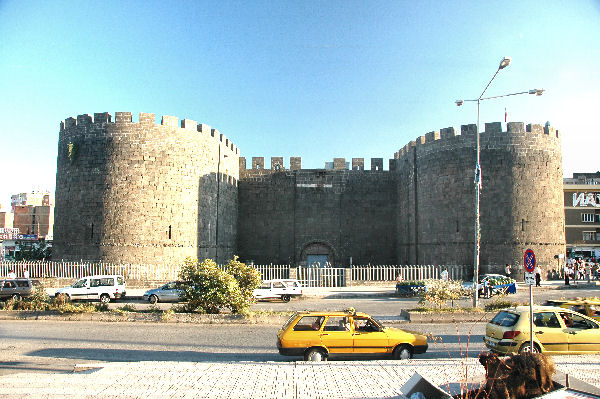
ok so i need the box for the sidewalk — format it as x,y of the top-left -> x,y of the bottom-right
0,356 -> 598,398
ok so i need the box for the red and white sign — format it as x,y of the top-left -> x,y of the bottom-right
524,249 -> 536,273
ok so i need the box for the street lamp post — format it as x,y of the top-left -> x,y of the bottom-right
456,57 -> 544,307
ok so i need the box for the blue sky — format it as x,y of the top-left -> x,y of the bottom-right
0,1 -> 598,210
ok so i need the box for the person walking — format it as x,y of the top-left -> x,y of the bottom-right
505,264 -> 511,277
7,269 -> 16,278
440,268 -> 449,281
534,265 -> 542,287
564,263 -> 570,286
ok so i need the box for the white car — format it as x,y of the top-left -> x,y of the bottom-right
55,275 -> 126,304
253,279 -> 303,302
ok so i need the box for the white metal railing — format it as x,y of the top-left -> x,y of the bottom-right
0,261 -> 470,285
251,264 -> 290,280
0,260 -> 182,281
297,266 -> 346,287
351,264 -> 468,282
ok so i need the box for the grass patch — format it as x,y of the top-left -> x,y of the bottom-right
411,306 -> 486,313
484,297 -> 521,312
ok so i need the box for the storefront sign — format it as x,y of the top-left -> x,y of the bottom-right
0,233 -> 37,240
573,192 -> 600,207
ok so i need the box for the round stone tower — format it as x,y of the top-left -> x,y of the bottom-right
53,112 -> 239,265
394,121 -> 565,273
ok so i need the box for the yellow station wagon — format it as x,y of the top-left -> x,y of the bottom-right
545,299 -> 600,321
277,308 -> 428,361
485,306 -> 600,355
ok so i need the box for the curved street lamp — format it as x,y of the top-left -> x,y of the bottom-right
455,57 -> 544,307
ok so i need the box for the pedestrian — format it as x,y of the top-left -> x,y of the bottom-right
440,268 -> 449,281
505,263 -> 511,277
483,279 -> 491,299
7,269 -> 16,278
585,262 -> 591,284
23,267 -> 30,279
534,265 -> 542,287
395,273 -> 404,295
564,263 -> 570,286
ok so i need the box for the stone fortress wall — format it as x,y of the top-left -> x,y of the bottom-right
53,112 -> 566,274
53,112 -> 239,264
238,157 -> 397,266
393,121 -> 565,272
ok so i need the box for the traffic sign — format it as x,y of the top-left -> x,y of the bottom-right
524,249 -> 536,273
525,272 -> 535,285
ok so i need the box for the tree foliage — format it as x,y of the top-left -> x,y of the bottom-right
178,256 -> 261,314
418,279 -> 467,309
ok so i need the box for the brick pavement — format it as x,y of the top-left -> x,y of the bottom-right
0,356 -> 598,398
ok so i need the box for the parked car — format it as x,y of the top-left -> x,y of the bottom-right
484,305 -> 600,355
253,279 -> 303,302
277,308 -> 428,361
544,299 -> 600,321
0,278 -> 35,301
143,281 -> 186,304
55,275 -> 126,304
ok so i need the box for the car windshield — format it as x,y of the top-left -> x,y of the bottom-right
490,311 -> 520,327
72,279 -> 86,288
370,317 -> 384,329
281,313 -> 299,331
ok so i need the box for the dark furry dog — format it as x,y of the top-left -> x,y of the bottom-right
477,351 -> 555,399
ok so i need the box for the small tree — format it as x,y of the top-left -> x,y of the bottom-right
178,256 -> 260,314
223,255 -> 262,304
418,279 -> 465,309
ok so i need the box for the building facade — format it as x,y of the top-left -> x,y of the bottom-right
53,112 -> 566,276
563,172 -> 600,260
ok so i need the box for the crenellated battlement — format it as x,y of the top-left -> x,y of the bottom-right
239,156 -> 387,173
394,122 -> 560,161
60,112 -> 239,155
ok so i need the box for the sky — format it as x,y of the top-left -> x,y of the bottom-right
0,1 -> 599,210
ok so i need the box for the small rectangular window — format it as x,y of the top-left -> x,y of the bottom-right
582,213 -> 595,222
583,232 -> 597,241
100,278 -> 113,286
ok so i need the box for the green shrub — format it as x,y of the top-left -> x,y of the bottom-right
179,256 -> 260,314
418,279 -> 466,309
223,255 -> 262,304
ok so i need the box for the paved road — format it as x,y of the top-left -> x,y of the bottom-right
0,320 -> 486,376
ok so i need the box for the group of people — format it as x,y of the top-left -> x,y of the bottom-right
4,268 -> 29,279
563,258 -> 599,285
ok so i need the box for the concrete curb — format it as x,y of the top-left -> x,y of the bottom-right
0,309 -> 498,324
0,310 -> 295,324
407,311 -> 493,323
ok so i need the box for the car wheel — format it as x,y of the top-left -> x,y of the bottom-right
304,348 -> 327,362
519,342 -> 540,354
11,294 -> 21,301
99,294 -> 111,304
149,294 -> 158,304
281,295 -> 291,303
393,345 -> 412,360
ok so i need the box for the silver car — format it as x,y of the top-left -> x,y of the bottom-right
143,281 -> 185,304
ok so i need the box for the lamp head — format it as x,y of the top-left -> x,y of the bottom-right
499,57 -> 512,69
455,100 -> 464,106
529,88 -> 545,96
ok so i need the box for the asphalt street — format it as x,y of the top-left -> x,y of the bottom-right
0,320 -> 486,377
